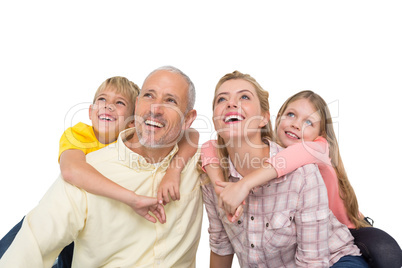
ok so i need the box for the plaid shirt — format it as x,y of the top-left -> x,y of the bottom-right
201,141 -> 360,268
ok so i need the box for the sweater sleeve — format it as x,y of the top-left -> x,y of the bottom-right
268,137 -> 332,178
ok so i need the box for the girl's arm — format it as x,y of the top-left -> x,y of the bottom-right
60,150 -> 166,224
157,128 -> 199,204
201,140 -> 243,222
269,136 -> 330,178
200,140 -> 226,194
217,137 -> 330,218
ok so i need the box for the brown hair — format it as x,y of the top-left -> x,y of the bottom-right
212,71 -> 273,180
275,90 -> 370,228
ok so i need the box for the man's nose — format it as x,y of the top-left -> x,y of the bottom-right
150,101 -> 165,115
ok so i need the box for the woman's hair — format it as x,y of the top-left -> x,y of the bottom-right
275,90 -> 370,228
93,76 -> 140,114
212,71 -> 273,180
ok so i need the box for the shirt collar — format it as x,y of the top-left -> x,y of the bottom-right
228,158 -> 243,180
117,128 -> 179,171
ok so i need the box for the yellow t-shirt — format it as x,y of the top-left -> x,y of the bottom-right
58,122 -> 115,161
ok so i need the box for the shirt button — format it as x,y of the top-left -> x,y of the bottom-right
266,222 -> 269,228
289,216 -> 293,221
237,220 -> 242,224
251,216 -> 254,220
251,244 -> 255,248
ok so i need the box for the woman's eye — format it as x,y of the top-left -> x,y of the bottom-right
305,120 -> 313,126
216,97 -> 226,103
241,95 -> 250,100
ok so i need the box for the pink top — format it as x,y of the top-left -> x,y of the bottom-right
201,137 -> 355,228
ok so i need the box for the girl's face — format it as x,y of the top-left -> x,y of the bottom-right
213,79 -> 269,142
276,98 -> 321,148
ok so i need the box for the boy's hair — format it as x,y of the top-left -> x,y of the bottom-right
275,90 -> 370,229
93,76 -> 140,114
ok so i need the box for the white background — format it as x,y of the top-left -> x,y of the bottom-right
1,1 -> 401,267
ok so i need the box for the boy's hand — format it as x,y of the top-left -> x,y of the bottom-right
216,180 -> 249,217
130,194 -> 166,224
157,171 -> 181,205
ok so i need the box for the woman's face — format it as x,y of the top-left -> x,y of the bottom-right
276,98 -> 321,148
213,79 -> 269,142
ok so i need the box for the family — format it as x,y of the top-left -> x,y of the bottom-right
0,66 -> 401,267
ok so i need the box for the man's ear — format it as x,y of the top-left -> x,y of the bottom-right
182,109 -> 197,130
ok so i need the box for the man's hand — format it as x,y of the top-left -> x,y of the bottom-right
157,171 -> 181,205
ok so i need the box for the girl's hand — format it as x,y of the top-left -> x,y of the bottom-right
225,204 -> 244,223
216,180 -> 249,218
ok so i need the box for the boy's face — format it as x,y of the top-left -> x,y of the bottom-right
89,87 -> 134,143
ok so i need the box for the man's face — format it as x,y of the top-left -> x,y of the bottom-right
134,70 -> 192,148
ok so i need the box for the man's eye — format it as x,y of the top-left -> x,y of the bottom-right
117,101 -> 126,106
98,97 -> 106,102
143,93 -> 152,98
167,98 -> 177,104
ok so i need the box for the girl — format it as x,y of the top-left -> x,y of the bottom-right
203,90 -> 402,267
201,71 -> 368,267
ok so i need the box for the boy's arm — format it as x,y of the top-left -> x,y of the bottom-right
60,150 -> 165,224
210,251 -> 234,268
157,128 -> 199,204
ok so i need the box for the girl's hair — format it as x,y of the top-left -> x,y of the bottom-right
275,90 -> 370,229
212,71 -> 273,180
93,76 -> 140,114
